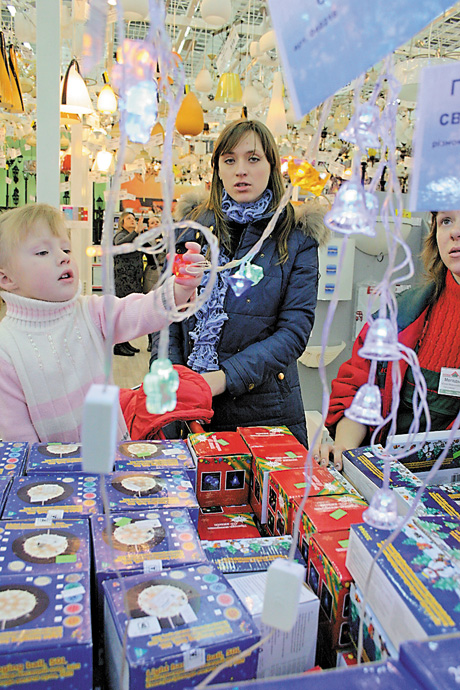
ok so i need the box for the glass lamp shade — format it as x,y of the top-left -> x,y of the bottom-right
266,72 -> 287,136
93,149 -> 114,173
358,317 -> 401,361
363,488 -> 399,530
60,59 -> 93,115
195,68 -> 213,93
200,0 -> 231,26
344,383 -> 384,426
215,73 -> 243,106
175,91 -> 204,136
324,181 -> 378,236
97,83 -> 117,114
243,83 -> 262,109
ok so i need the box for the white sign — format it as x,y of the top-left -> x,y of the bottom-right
216,25 -> 240,75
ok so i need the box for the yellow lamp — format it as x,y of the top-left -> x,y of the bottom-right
214,73 -> 243,106
97,72 -> 117,114
151,121 -> 165,143
175,91 -> 204,137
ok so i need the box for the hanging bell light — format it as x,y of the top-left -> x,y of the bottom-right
175,88 -> 204,136
266,71 -> 287,136
60,58 -> 93,115
358,317 -> 401,361
200,0 -> 231,27
215,73 -> 243,106
344,383 -> 384,426
363,489 -> 399,530
97,71 -> 117,115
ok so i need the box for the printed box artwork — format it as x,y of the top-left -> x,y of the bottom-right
307,529 -> 352,650
267,465 -> 348,537
414,514 -> 460,566
0,570 -> 92,689
237,425 -> 295,453
187,432 -> 252,508
103,563 -> 260,690
26,442 -> 89,474
295,494 -> 368,565
103,470 -> 199,526
399,633 -> 460,690
3,474 -> 104,520
114,439 -> 196,489
0,476 -> 12,517
0,441 -> 29,477
201,535 -> 306,575
228,572 -> 319,678
249,451 -> 307,525
0,518 -> 91,576
197,505 -> 261,541
346,520 -> 460,650
389,435 -> 460,482
349,583 -> 398,663
394,484 -> 460,520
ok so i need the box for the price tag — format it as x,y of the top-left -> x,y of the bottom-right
143,559 -> 162,573
183,647 -> 206,672
127,616 -> 161,638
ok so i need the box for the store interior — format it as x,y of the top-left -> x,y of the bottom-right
0,1 -> 460,689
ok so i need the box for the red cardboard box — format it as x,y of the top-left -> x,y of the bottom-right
308,529 -> 353,650
238,425 -> 296,452
266,465 -> 348,537
197,504 -> 261,540
249,446 -> 307,525
187,431 -> 252,507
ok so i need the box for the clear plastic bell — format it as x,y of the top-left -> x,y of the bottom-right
340,103 -> 382,149
358,317 -> 401,361
363,488 -> 399,530
344,382 -> 384,426
324,181 -> 378,236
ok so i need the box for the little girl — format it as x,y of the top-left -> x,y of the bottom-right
0,203 -> 202,443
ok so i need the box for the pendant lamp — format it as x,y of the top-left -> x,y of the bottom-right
60,58 -> 93,115
215,73 -> 243,106
195,67 -> 213,93
175,90 -> 204,136
93,149 -> 114,173
242,82 -> 262,109
151,121 -> 165,144
266,71 -> 287,136
200,0 -> 231,27
97,72 -> 117,114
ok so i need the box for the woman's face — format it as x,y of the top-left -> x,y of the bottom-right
148,216 -> 160,229
218,132 -> 271,204
436,210 -> 460,283
122,213 -> 136,230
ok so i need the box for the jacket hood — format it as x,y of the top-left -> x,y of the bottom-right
173,190 -> 330,247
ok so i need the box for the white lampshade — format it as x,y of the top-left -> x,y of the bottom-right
265,72 -> 287,136
97,83 -> 117,114
93,149 -> 114,173
259,30 -> 276,53
200,0 -> 231,26
242,83 -> 262,109
249,41 -> 261,59
60,59 -> 93,115
121,0 -> 149,20
195,68 -> 213,93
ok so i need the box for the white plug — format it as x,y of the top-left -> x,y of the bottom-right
81,384 -> 119,474
261,558 -> 305,632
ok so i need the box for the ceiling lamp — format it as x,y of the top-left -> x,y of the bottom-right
259,30 -> 276,53
266,72 -> 287,136
151,121 -> 165,144
93,149 -> 114,173
200,0 -> 231,27
215,73 -> 243,106
175,90 -> 204,136
242,82 -> 262,109
249,41 -> 261,59
97,72 -> 117,114
60,59 -> 93,115
195,67 -> 213,93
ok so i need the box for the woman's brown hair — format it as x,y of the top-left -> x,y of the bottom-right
420,212 -> 447,302
189,119 -> 295,263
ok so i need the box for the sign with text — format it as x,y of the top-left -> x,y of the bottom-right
267,0 -> 454,119
410,61 -> 460,211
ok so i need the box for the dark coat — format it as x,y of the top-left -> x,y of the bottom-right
165,197 -> 329,446
326,283 -> 437,443
113,228 -> 143,297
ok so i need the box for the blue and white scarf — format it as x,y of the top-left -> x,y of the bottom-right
187,190 -> 274,373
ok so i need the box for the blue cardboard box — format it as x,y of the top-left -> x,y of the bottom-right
399,633 -> 460,689
0,519 -> 90,576
0,476 -> 13,517
114,439 -> 196,489
0,570 -> 92,688
0,441 -> 29,477
201,536 -> 305,575
103,564 -> 260,689
349,583 -> 397,663
2,474 -> 104,520
91,509 -> 205,620
103,470 -> 199,526
414,514 -> 460,564
25,443 -> 93,474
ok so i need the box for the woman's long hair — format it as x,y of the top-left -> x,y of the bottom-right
189,119 -> 295,263
420,212 -> 447,302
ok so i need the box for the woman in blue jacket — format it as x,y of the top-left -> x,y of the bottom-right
159,119 -> 329,446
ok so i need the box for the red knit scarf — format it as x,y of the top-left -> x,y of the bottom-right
417,271 -> 460,372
